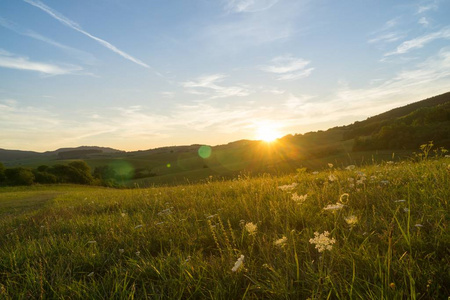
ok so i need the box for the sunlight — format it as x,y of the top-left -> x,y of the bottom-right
255,123 -> 281,142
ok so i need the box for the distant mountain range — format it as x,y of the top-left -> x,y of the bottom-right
0,146 -> 123,162
1,91 -> 449,181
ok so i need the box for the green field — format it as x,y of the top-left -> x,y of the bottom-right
0,157 -> 449,299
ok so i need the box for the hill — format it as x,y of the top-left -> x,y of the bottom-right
0,146 -> 123,164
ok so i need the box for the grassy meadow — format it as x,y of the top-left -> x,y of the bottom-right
0,157 -> 449,299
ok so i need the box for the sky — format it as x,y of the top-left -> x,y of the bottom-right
1,0 -> 449,152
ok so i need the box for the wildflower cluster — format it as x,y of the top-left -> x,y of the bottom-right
344,215 -> 358,227
245,222 -> 257,236
309,231 -> 336,252
274,236 -> 287,247
323,203 -> 344,211
277,182 -> 298,191
291,193 -> 307,204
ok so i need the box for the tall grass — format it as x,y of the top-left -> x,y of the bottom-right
0,158 -> 449,299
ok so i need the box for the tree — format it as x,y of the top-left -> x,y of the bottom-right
5,167 -> 35,186
49,163 -> 93,185
93,165 -> 116,181
0,162 -> 6,183
33,170 -> 58,184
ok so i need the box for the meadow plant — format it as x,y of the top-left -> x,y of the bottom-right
309,231 -> 336,253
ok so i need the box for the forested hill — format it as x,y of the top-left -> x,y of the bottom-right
342,92 -> 450,150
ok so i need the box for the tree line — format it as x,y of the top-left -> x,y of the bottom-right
0,161 -> 121,187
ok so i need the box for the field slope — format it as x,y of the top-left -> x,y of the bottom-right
0,157 -> 449,299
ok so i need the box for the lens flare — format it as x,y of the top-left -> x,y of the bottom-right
198,145 -> 212,159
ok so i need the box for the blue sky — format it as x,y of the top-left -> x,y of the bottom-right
1,0 -> 449,151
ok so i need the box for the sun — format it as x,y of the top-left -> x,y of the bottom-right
255,123 -> 281,142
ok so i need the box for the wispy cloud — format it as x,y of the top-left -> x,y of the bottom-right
368,18 -> 405,46
23,0 -> 150,69
0,49 -> 82,75
201,0 -> 303,53
337,48 -> 450,109
160,91 -> 175,98
417,1 -> 438,14
385,27 -> 450,56
283,94 -> 314,109
0,17 -> 96,64
418,17 -> 429,27
182,74 -> 251,98
368,32 -> 404,44
224,0 -> 279,13
260,55 -> 314,80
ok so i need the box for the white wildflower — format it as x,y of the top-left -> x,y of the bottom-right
344,215 -> 358,227
291,193 -> 307,204
403,208 -> 410,212
328,163 -> 334,168
119,249 -> 124,254
312,171 -> 319,175
135,251 -> 140,256
309,231 -> 336,252
231,255 -> 245,272
323,203 -> 344,211
277,183 -> 298,191
345,165 -> 355,170
328,174 -> 337,182
274,236 -> 288,247
245,222 -> 257,235
414,224 -> 423,228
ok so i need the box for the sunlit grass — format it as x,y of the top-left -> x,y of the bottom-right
0,158 -> 449,298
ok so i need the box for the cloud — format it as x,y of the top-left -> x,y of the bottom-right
336,48 -> 450,109
0,17 -> 96,64
368,32 -> 404,44
385,27 -> 450,56
417,1 -> 438,14
283,94 -> 314,109
182,74 -> 251,98
368,17 -> 406,46
0,49 -> 82,75
224,0 -> 279,13
200,0 -> 303,53
23,0 -> 150,69
418,17 -> 429,27
260,55 -> 314,80
160,91 -> 175,98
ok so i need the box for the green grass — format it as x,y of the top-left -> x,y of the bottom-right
0,158 -> 449,299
